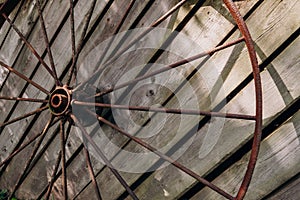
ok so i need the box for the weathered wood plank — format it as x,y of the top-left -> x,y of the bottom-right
0,0 -> 107,198
211,0 -> 299,107
191,108 -> 300,200
0,0 -> 299,199
93,0 -> 299,199
0,0 -> 22,47
266,173 -> 300,200
0,1 -> 44,65
43,1 -> 181,198
74,1 -> 264,199
0,2 -> 53,185
0,0 -> 68,170
134,30 -> 300,200
187,32 -> 300,199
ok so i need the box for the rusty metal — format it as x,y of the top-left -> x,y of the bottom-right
20,121 -> 62,190
66,0 -> 115,88
67,0 -> 76,85
36,0 -> 61,86
1,13 -> 57,80
61,124 -> 109,199
66,0 -> 97,85
76,0 -> 97,54
0,60 -> 50,95
69,1 -> 261,199
50,94 -> 68,108
92,0 -> 136,77
0,0 -> 25,49
49,86 -> 72,116
73,0 -> 191,92
60,120 -> 68,200
0,117 -> 60,168
104,0 -> 189,64
45,153 -> 62,200
69,113 -> 139,200
223,0 -> 263,199
83,147 -> 102,200
92,111 -> 234,200
37,122 -> 82,199
10,116 -> 55,199
69,0 -> 76,58
0,0 -> 263,199
0,0 -> 7,11
98,0 -> 187,66
0,0 -> 19,28
0,133 -> 41,168
73,101 -> 255,120
0,106 -> 48,128
0,96 -> 47,103
44,122 -> 72,200
152,0 -> 188,27
91,37 -> 244,98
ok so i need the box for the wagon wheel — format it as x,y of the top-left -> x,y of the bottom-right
0,0 -> 262,199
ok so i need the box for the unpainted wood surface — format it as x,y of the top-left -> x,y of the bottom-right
0,0 -> 299,199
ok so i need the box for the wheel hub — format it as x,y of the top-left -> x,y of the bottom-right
49,86 -> 72,116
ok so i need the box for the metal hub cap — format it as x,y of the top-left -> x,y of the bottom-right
49,86 -> 72,116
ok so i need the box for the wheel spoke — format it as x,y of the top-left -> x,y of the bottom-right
223,1 -> 263,199
0,117 -> 60,168
73,0 -> 189,92
45,153 -> 62,200
69,113 -> 139,200
104,0 -> 189,64
0,60 -> 50,95
75,0 -> 97,54
0,96 -> 47,103
0,133 -> 41,168
60,120 -> 68,200
0,106 -> 48,128
152,0 -> 187,27
97,0 -> 206,108
67,0 -> 116,90
37,123 -> 79,199
10,115 -> 55,198
0,0 -> 26,50
73,101 -> 255,120
92,112 -> 234,200
67,0 -> 97,85
66,0 -> 76,85
43,121 -> 72,200
54,125 -> 104,199
0,0 -> 263,199
1,13 -> 57,80
36,0 -> 61,86
18,120 -> 62,188
90,37 -> 244,98
91,0 -> 136,78
83,147 -> 102,200
69,0 -> 76,55
0,0 -> 8,11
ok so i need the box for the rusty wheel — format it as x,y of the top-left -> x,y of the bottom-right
0,0 -> 262,199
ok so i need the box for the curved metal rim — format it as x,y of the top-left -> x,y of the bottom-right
0,0 -> 263,199
223,0 -> 263,199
